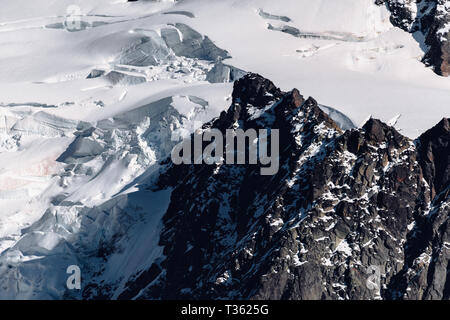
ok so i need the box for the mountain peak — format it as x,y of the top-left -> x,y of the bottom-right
362,117 -> 405,145
232,73 -> 282,106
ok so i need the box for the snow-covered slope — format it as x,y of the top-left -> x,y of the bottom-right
0,0 -> 448,299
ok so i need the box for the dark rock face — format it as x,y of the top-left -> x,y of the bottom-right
417,118 -> 450,198
108,74 -> 448,300
378,0 -> 450,76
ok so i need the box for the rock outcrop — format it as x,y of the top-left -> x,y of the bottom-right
92,73 -> 449,300
377,0 -> 450,76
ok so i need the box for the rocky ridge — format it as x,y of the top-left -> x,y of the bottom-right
105,73 -> 449,300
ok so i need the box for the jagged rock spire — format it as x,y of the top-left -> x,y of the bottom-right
96,74 -> 449,300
